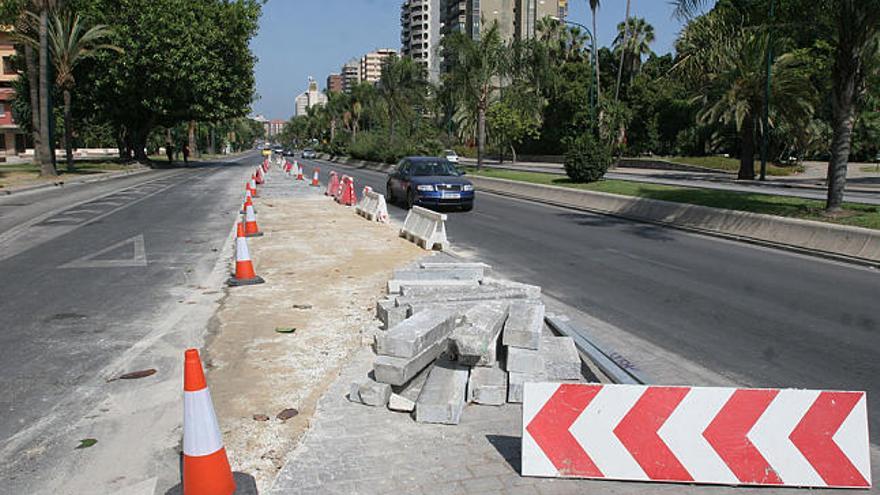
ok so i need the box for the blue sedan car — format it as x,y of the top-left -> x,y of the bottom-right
386,156 -> 474,211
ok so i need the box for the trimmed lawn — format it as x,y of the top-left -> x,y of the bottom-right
634,156 -> 803,176
465,167 -> 880,230
0,161 -> 135,189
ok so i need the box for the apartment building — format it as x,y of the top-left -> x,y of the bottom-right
360,48 -> 397,85
326,73 -> 344,94
0,26 -> 25,158
400,0 -> 442,82
294,77 -> 328,117
341,59 -> 361,93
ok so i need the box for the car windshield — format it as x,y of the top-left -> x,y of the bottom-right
444,150 -> 456,155
410,160 -> 460,177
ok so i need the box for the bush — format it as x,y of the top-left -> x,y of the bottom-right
564,134 -> 613,183
348,131 -> 443,164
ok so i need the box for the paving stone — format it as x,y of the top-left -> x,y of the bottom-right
376,308 -> 458,358
392,267 -> 484,281
388,278 -> 480,295
388,393 -> 416,413
481,278 -> 542,298
449,302 -> 510,367
350,379 -> 391,407
391,361 -> 433,401
467,364 -> 508,406
419,261 -> 491,272
415,357 -> 469,425
541,336 -> 581,380
503,302 -> 545,350
374,338 -> 448,386
395,288 -> 535,309
506,347 -> 543,374
376,298 -> 408,330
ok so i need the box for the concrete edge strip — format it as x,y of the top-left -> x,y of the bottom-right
1,166 -> 154,197
545,314 -> 648,385
469,176 -> 880,268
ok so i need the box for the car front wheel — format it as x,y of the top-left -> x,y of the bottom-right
406,188 -> 416,209
386,182 -> 395,204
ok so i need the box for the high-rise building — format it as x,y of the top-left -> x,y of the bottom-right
0,26 -> 26,158
360,48 -> 397,85
294,77 -> 328,117
341,59 -> 361,92
515,0 -> 565,40
326,73 -> 344,94
400,0 -> 442,82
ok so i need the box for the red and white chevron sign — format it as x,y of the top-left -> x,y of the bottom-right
522,383 -> 871,488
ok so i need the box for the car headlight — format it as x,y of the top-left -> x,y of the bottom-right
416,185 -> 435,191
462,184 -> 474,192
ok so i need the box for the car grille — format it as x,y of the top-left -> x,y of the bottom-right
436,183 -> 462,191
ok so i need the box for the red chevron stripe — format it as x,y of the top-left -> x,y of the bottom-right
613,386 -> 693,482
526,384 -> 603,477
790,391 -> 869,487
703,389 -> 782,484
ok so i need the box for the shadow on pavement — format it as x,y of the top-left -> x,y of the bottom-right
486,434 -> 522,474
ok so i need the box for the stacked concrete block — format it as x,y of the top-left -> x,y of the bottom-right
388,278 -> 479,295
503,301 -> 544,350
448,302 -> 510,366
386,267 -> 484,294
467,364 -> 508,406
376,299 -> 407,330
349,379 -> 392,407
506,336 -> 582,403
375,309 -> 457,358
415,358 -> 469,425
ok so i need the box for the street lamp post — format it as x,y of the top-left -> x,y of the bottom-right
551,17 -> 596,118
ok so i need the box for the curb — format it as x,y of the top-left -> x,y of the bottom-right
469,175 -> 880,267
1,166 -> 154,196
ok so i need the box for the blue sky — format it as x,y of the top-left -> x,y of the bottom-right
251,1 -> 713,120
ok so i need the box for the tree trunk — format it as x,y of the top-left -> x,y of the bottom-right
188,121 -> 196,156
738,116 -> 756,180
24,44 -> 41,166
131,127 -> 149,162
615,0 -> 632,102
38,9 -> 55,177
511,145 -> 517,164
592,9 -> 601,102
477,105 -> 486,170
64,89 -> 74,172
825,42 -> 860,212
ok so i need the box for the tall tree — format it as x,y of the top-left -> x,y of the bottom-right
442,22 -> 506,169
613,17 -> 655,88
36,0 -> 57,175
588,0 -> 601,102
46,11 -> 120,171
614,0 -> 632,101
377,55 -> 426,140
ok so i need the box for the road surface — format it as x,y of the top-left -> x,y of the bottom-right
302,157 -> 880,443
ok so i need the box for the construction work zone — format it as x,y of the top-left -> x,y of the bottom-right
202,158 -> 425,491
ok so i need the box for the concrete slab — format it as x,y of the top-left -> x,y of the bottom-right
394,288 -> 536,308
376,299 -> 407,330
373,338 -> 448,386
542,335 -> 581,380
503,301 -> 544,350
375,308 -> 457,358
448,302 -> 509,366
387,278 -> 479,294
392,267 -> 484,281
506,346 -> 543,374
387,393 -> 415,413
350,379 -> 392,407
467,364 -> 508,406
414,358 -> 469,425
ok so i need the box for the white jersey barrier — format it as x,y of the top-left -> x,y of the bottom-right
356,189 -> 390,223
522,382 -> 870,489
400,206 -> 449,251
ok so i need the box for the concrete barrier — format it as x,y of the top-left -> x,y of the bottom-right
470,175 -> 880,265
355,189 -> 390,223
400,205 -> 449,251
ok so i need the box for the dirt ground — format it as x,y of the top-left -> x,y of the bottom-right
204,189 -> 425,491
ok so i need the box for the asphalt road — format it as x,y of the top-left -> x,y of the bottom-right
302,157 -> 880,443
0,153 -> 256,489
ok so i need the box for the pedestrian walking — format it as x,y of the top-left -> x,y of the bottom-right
165,143 -> 174,164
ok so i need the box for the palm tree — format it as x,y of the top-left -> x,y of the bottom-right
47,11 -> 120,171
676,18 -> 815,179
614,0 -> 632,102
588,0 -> 601,102
613,17 -> 655,89
672,0 -> 880,212
36,0 -> 58,175
441,22 -> 506,169
378,55 -> 426,140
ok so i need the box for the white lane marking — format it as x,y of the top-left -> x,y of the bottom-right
60,234 -> 148,269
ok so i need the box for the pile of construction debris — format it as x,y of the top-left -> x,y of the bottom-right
349,262 -> 585,424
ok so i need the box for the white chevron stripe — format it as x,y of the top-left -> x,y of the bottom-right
570,385 -> 648,480
658,387 -> 738,484
833,393 -> 871,484
748,389 -> 824,486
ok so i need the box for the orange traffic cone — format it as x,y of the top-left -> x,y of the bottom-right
340,176 -> 357,206
228,222 -> 264,285
243,203 -> 263,237
311,168 -> 320,187
326,172 -> 339,196
250,177 -> 258,197
255,168 -> 264,185
240,194 -> 255,214
183,349 -> 237,495
296,163 -> 304,181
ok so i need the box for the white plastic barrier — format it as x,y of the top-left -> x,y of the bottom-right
400,206 -> 449,251
356,190 -> 390,223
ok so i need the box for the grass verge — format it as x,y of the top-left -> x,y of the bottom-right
0,160 -> 137,189
633,156 -> 803,176
465,167 -> 880,230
